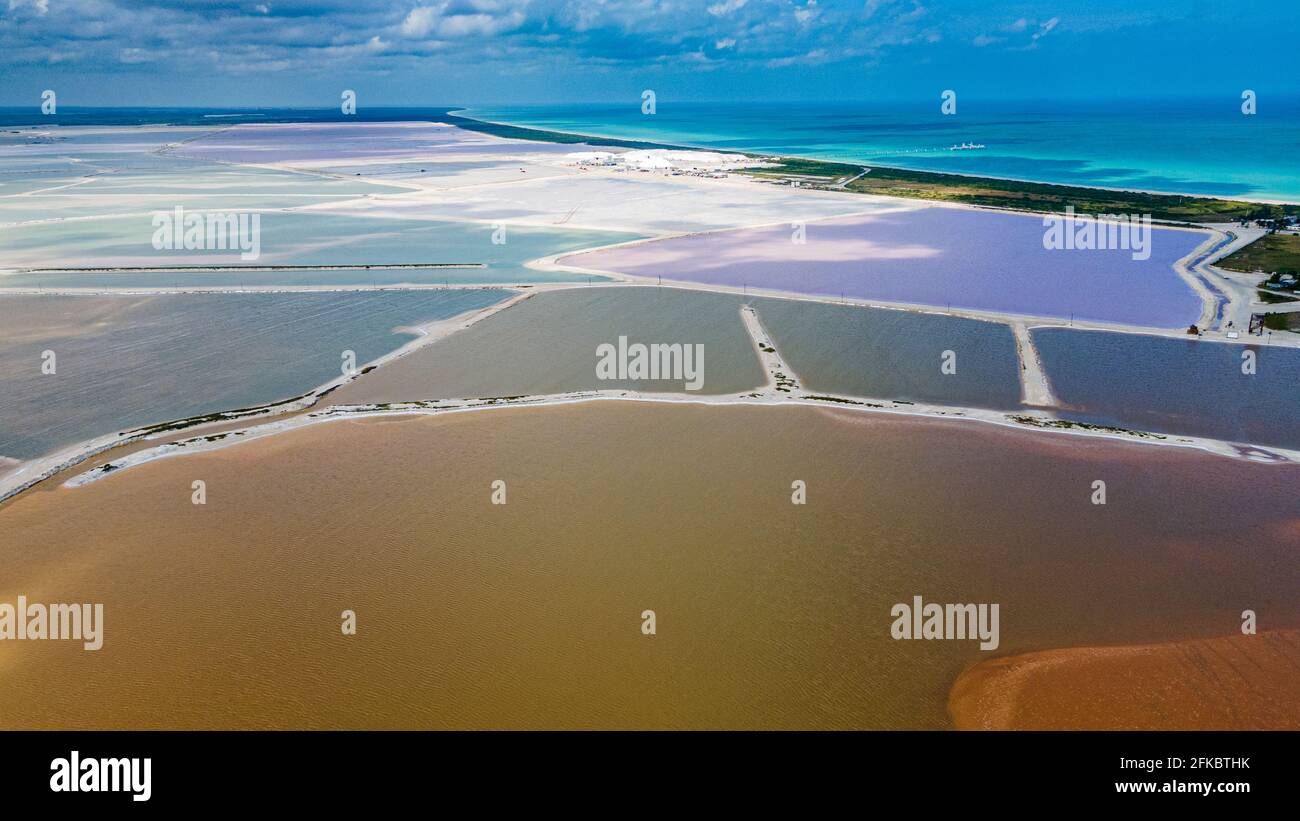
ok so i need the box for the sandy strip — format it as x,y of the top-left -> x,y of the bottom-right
61,388 -> 1300,495
740,304 -> 799,392
1010,321 -> 1058,407
1171,227 -> 1231,330
949,630 -> 1300,730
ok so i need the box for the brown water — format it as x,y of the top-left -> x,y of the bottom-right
950,630 -> 1300,730
1,402 -> 1296,728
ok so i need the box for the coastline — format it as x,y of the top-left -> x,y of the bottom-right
449,109 -> 1300,210
53,387 -> 1300,497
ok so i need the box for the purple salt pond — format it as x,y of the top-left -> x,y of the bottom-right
565,207 -> 1210,328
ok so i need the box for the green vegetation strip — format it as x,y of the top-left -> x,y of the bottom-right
1218,233 -> 1300,275
749,158 -> 1299,224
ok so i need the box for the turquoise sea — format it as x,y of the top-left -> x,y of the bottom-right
465,98 -> 1300,203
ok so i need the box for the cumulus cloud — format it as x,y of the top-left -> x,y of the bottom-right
8,0 -> 49,15
707,0 -> 747,15
0,0 -> 958,86
401,3 -> 525,39
793,1 -> 819,26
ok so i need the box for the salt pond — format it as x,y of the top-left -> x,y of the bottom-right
0,289 -> 506,461
1034,328 -> 1300,449
751,297 -> 1023,410
330,286 -> 767,401
565,208 -> 1209,328
0,212 -> 637,283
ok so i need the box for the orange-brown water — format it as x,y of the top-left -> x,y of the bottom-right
1,402 -> 1296,728
950,630 -> 1300,730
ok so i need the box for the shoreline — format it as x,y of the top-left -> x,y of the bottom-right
449,109 -> 1300,209
56,388 -> 1300,497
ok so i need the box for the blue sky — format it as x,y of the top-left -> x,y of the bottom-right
1,1 -> 1296,106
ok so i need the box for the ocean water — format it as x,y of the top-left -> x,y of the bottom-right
751,298 -> 1023,410
0,289 -> 506,460
466,99 -> 1300,202
1033,328 -> 1300,449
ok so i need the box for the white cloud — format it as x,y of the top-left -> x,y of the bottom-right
401,7 -> 438,37
401,4 -> 525,39
1032,17 -> 1060,40
8,0 -> 49,16
119,47 -> 155,64
715,37 -> 736,49
794,1 -> 819,26
766,47 -> 827,67
707,0 -> 747,16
